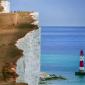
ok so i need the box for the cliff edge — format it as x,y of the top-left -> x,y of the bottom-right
0,12 -> 39,84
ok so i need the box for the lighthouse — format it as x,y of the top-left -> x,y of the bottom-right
0,0 -> 10,13
75,50 -> 85,75
79,50 -> 84,72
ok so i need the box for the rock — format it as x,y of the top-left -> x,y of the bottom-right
44,75 -> 66,80
58,75 -> 67,80
16,83 -> 28,85
2,62 -> 18,81
40,72 -> 66,81
0,82 -> 28,85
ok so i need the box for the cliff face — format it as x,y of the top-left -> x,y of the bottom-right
16,29 -> 40,85
0,12 -> 39,85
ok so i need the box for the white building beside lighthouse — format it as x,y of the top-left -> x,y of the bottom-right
0,0 -> 10,13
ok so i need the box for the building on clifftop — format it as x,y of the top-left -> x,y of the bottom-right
0,0 -> 10,13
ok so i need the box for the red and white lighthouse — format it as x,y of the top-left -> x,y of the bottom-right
79,50 -> 84,72
75,50 -> 85,75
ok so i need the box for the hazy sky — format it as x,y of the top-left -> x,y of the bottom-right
11,0 -> 85,26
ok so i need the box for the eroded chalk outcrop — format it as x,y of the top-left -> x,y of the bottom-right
16,29 -> 40,85
0,12 -> 40,85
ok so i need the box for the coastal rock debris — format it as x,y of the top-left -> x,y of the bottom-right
40,72 -> 66,81
2,62 -> 18,81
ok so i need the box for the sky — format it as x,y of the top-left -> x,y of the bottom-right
11,0 -> 85,26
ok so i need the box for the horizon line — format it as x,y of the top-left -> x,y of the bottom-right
41,26 -> 85,27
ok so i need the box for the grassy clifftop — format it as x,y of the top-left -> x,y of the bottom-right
0,12 -> 36,27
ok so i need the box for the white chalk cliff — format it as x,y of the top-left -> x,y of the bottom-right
15,29 -> 40,85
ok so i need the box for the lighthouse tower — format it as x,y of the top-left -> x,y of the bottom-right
0,0 -> 10,13
75,50 -> 85,75
79,50 -> 84,72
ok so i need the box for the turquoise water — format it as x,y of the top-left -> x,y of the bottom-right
41,27 -> 85,85
41,54 -> 85,85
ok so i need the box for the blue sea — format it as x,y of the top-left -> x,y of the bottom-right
41,26 -> 85,85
